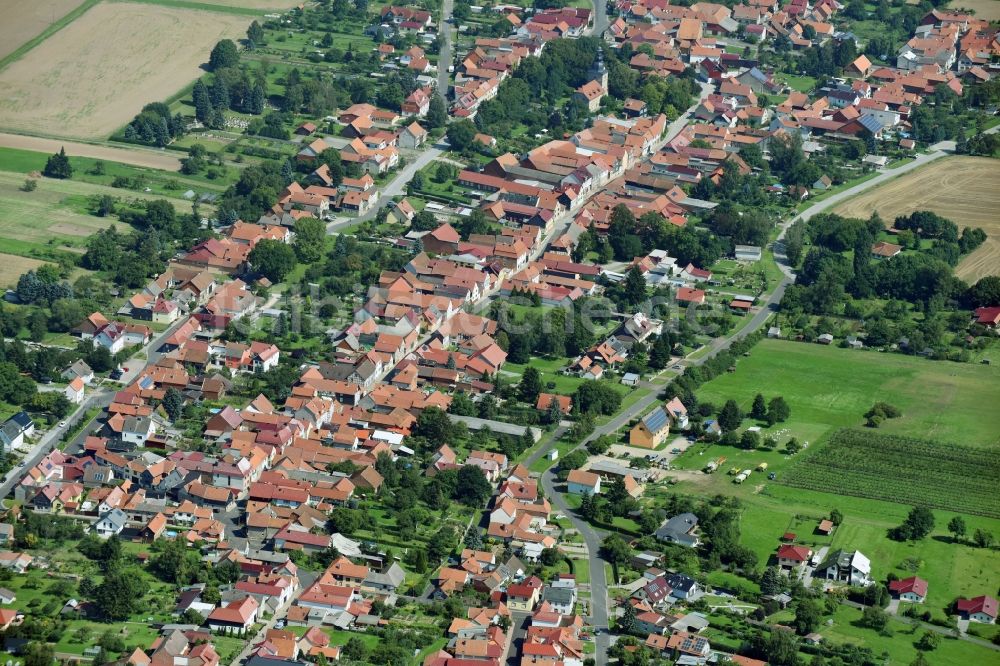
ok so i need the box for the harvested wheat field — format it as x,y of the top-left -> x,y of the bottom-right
0,2 -> 248,139
0,254 -> 52,288
0,0 -> 88,61
948,0 -> 1000,21
833,156 -> 1000,282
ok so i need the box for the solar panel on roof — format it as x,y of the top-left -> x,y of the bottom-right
859,114 -> 883,133
642,407 -> 669,432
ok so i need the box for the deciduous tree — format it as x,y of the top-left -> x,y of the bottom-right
947,516 -> 967,543
249,239 -> 296,282
293,217 -> 326,263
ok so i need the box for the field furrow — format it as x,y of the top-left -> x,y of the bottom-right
780,429 -> 1000,518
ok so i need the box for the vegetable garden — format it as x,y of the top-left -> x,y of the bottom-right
779,429 -> 1000,518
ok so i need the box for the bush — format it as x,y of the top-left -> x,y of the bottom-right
865,401 -> 901,427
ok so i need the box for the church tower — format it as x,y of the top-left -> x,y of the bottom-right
589,48 -> 608,90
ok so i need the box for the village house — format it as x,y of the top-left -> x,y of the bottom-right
958,595 -> 997,624
666,573 -> 700,600
776,544 -> 813,570
0,412 -> 35,451
654,513 -> 699,548
889,576 -> 928,603
207,596 -> 259,634
815,549 -> 872,586
506,583 -> 540,612
95,508 -> 128,538
566,469 -> 601,496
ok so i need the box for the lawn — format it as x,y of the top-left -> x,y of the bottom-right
504,356 -> 633,399
692,339 -> 1000,448
503,358 -> 582,395
569,556 -> 591,585
529,435 -> 579,473
828,518 -> 1000,611
817,604 -> 998,666
775,73 -> 817,93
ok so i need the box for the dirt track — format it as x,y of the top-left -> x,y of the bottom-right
202,0 -> 304,6
0,132 -> 182,170
832,156 -> 1000,283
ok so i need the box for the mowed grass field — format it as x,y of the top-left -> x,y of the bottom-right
0,2 -> 249,139
831,156 -> 1000,282
0,132 -> 182,171
693,339 -> 1000,448
0,0 -> 89,61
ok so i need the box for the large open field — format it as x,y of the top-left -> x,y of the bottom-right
693,339 -> 1000,448
0,2 -> 249,139
0,0 -> 89,61
831,156 -> 1000,282
0,164 -> 196,284
0,171 -> 122,242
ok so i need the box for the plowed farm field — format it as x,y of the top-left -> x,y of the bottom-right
832,156 -> 1000,282
0,2 -> 248,139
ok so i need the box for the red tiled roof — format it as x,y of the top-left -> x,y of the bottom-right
777,544 -> 811,562
957,595 -> 997,618
889,576 -> 928,598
